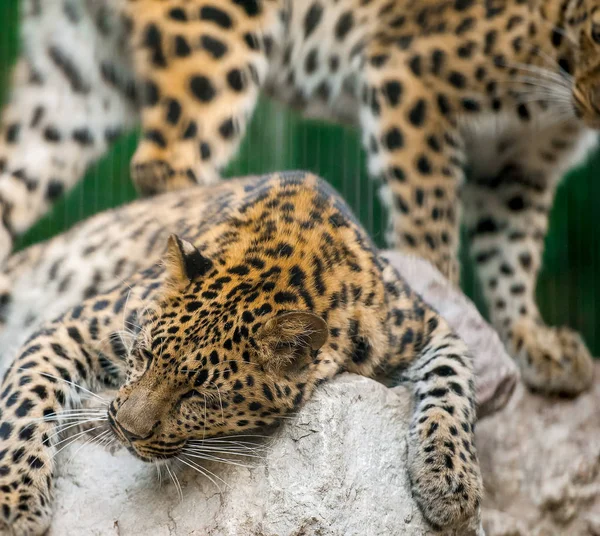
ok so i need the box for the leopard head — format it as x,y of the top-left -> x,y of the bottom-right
569,3 -> 600,127
107,235 -> 328,462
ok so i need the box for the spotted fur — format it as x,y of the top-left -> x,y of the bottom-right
0,172 -> 482,534
1,0 -> 596,391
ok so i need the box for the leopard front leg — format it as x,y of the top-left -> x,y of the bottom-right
463,123 -> 595,395
0,302 -> 132,533
403,309 -> 483,533
361,50 -> 465,284
376,270 -> 482,533
126,1 -> 279,195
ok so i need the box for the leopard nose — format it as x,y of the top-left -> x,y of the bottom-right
114,388 -> 164,440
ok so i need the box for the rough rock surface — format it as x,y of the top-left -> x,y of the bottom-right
51,376 -> 443,536
50,368 -> 600,536
478,364 -> 600,536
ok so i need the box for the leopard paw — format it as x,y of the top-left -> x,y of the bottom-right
408,433 -> 483,533
509,320 -> 594,395
130,159 -> 200,197
131,140 -> 219,196
0,482 -> 53,536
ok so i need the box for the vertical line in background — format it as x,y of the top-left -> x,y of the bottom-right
257,97 -> 266,172
354,127 -> 361,226
273,102 -> 287,171
341,127 -> 349,207
366,141 -> 374,238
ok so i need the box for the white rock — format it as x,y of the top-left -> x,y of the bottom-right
51,376 -> 442,536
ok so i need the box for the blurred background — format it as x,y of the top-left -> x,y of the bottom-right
1,0 -> 599,355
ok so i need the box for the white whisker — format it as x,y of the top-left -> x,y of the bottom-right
49,425 -> 104,462
66,429 -> 110,464
191,434 -> 271,441
155,462 -> 163,487
497,59 -> 572,85
177,456 -> 225,492
187,439 -> 270,449
202,394 -> 208,441
165,463 -> 183,501
45,417 -> 108,445
536,17 -> 578,47
183,447 -> 265,459
181,449 -> 256,468
185,442 -> 268,452
14,409 -> 106,426
16,368 -> 108,405
210,382 -> 225,424
97,430 -> 116,451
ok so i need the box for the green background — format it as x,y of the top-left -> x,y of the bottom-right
1,1 -> 599,355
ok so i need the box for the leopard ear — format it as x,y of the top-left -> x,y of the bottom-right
257,311 -> 329,372
165,234 -> 213,285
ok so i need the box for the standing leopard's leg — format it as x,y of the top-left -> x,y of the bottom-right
0,1 -> 137,263
464,123 -> 595,395
360,51 -> 465,284
125,1 -> 279,195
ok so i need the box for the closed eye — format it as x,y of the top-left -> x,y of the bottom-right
180,389 -> 204,401
140,348 -> 154,370
175,389 -> 205,412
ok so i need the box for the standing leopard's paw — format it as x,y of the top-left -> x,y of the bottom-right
130,140 -> 220,197
130,159 -> 198,197
509,319 -> 594,396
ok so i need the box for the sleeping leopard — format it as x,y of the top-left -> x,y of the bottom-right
0,171 -> 482,534
0,0 -> 597,395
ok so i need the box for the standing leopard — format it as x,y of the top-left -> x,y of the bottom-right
0,0 -> 597,394
0,171 -> 482,534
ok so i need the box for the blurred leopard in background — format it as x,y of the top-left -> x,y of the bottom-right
0,0 -> 597,393
0,172 -> 482,534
